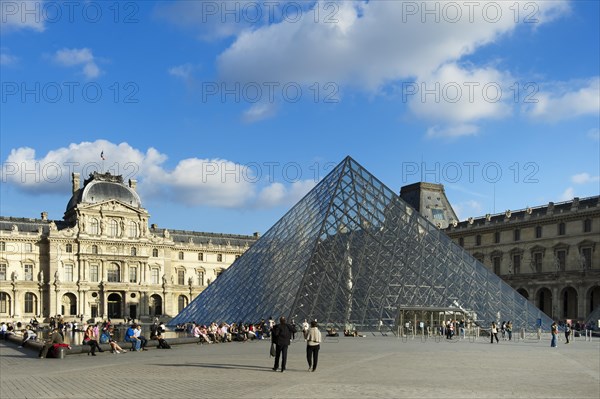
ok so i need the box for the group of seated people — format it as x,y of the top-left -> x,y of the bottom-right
185,320 -> 274,343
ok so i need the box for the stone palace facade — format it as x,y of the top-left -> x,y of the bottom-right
0,172 -> 258,323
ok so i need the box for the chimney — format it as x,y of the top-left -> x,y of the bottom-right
41,212 -> 48,221
72,172 -> 80,194
129,179 -> 137,191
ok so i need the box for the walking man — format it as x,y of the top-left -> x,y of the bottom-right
272,316 -> 295,373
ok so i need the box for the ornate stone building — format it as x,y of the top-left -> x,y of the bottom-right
0,172 -> 258,323
445,196 -> 600,323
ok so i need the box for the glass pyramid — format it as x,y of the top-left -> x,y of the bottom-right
169,157 -> 552,330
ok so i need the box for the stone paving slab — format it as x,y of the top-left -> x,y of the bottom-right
1,335 -> 598,399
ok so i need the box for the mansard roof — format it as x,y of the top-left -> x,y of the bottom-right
66,172 -> 142,212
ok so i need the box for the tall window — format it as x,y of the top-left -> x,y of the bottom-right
583,219 -> 592,233
24,243 -> 32,252
0,242 -> 5,251
107,263 -> 120,282
152,248 -> 159,257
533,252 -> 543,273
151,269 -> 159,284
493,256 -> 501,275
24,292 -> 36,314
581,248 -> 592,269
0,264 -> 6,280
64,264 -> 73,282
198,253 -> 204,261
558,222 -> 566,236
0,292 -> 8,313
215,269 -> 222,278
513,229 -> 520,241
512,254 -> 521,275
197,271 -> 204,286
90,265 -> 99,282
178,269 -> 185,285
91,245 -> 98,254
131,247 -> 137,256
556,250 -> 566,271
535,226 -> 542,239
128,221 -> 137,238
178,295 -> 188,313
24,264 -> 33,281
65,244 -> 73,253
458,237 -> 464,247
178,251 -> 184,260
129,266 -> 137,283
108,219 -> 118,237
217,254 -> 223,262
89,218 -> 99,235
475,235 -> 481,246
494,232 -> 500,244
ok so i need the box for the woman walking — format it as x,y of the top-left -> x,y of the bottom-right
304,320 -> 322,372
490,322 -> 499,344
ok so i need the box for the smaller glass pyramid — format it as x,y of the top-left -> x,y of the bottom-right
169,157 -> 553,330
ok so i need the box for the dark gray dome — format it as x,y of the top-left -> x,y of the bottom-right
66,173 -> 141,212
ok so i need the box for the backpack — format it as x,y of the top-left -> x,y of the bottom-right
99,333 -> 110,344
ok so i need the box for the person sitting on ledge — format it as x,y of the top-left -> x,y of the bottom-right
326,327 -> 339,337
39,327 -> 71,358
18,326 -> 37,348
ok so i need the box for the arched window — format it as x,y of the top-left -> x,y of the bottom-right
65,244 -> 73,253
89,218 -> 99,235
131,247 -> 137,256
177,269 -> 185,285
149,294 -> 162,316
24,292 -> 37,314
91,245 -> 98,255
152,248 -> 159,257
129,221 -> 137,238
108,219 -> 118,237
107,263 -> 120,282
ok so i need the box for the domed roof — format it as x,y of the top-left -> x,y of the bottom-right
66,172 -> 141,212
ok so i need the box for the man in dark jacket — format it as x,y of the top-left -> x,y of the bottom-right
272,316 -> 295,372
39,327 -> 66,358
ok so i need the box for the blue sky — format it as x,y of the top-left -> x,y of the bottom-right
1,0 -> 599,235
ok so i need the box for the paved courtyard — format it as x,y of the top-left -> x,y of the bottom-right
1,335 -> 598,398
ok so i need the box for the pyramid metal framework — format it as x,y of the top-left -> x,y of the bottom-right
169,157 -> 553,330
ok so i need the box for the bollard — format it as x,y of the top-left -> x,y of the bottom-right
56,346 -> 65,359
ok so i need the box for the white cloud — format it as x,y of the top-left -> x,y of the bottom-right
53,48 -> 102,79
571,173 -> 600,185
168,63 -> 196,80
216,1 -> 568,91
426,124 -> 479,139
526,77 -> 600,122
453,200 -> 484,220
242,103 -> 277,123
560,187 -> 575,201
0,140 -> 316,210
587,128 -> 600,141
0,0 -> 46,33
0,49 -> 18,66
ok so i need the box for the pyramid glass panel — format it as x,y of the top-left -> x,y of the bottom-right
169,157 -> 553,330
